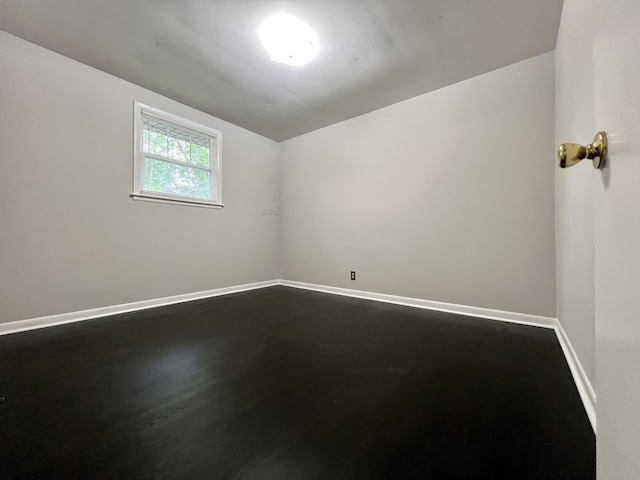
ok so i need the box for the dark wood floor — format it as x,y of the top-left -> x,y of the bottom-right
0,286 -> 595,479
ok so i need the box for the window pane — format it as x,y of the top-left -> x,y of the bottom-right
144,129 -> 168,157
143,157 -> 212,200
142,114 -> 211,167
190,142 -> 211,167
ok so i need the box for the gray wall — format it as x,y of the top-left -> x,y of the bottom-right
1,31 -> 558,324
280,53 -> 556,317
555,1 -> 596,384
0,31 -> 280,323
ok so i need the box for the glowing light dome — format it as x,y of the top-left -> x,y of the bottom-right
259,13 -> 319,66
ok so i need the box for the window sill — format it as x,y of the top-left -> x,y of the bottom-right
131,193 -> 224,209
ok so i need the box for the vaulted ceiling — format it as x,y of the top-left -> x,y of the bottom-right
0,0 -> 563,141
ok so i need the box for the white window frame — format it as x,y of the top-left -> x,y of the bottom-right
132,101 -> 223,208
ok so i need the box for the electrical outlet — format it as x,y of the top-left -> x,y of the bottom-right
350,271 -> 356,281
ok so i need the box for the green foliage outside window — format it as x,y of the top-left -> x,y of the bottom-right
142,129 -> 213,200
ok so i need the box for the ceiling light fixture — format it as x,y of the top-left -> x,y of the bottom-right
259,13 -> 319,67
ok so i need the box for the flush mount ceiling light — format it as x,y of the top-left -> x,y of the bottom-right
259,13 -> 319,66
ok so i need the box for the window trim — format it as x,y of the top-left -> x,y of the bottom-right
132,101 -> 223,208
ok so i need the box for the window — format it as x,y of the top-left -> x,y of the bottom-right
132,102 -> 222,208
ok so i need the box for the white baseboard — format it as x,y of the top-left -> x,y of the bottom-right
554,324 -> 597,432
0,280 -> 279,336
279,280 -> 558,328
0,277 -> 596,433
278,279 -> 596,433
